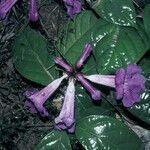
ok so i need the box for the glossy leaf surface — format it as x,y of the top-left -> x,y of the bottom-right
94,0 -> 136,26
94,20 -> 150,74
35,130 -> 72,150
76,115 -> 144,150
75,85 -> 115,119
13,27 -> 57,85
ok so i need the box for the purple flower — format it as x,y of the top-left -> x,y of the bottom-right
115,64 -> 146,107
25,100 -> 38,114
29,0 -> 39,22
85,64 -> 146,107
76,73 -> 101,101
0,0 -> 18,18
76,43 -> 92,69
25,43 -> 100,132
25,41 -> 146,134
54,57 -> 73,73
55,78 -> 75,133
25,75 -> 67,117
63,0 -> 81,18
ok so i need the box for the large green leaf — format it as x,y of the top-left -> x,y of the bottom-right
58,11 -> 149,75
76,115 -> 144,150
76,85 -> 115,119
143,3 -> 150,39
13,27 -> 58,85
94,19 -> 150,74
94,0 -> 136,27
35,130 -> 72,150
127,57 -> 150,124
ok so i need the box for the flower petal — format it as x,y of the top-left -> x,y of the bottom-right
115,64 -> 146,107
25,75 -> 67,117
115,68 -> 126,99
25,100 -> 38,114
115,68 -> 126,85
55,78 -> 75,133
126,64 -> 142,77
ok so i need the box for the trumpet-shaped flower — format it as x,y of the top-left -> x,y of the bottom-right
63,0 -> 81,18
25,75 -> 67,117
55,78 -> 75,133
85,64 -> 146,107
25,43 -> 100,132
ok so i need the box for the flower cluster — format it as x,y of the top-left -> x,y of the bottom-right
0,0 -> 38,22
25,43 -> 145,133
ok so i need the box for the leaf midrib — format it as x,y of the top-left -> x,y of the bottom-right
23,32 -> 54,81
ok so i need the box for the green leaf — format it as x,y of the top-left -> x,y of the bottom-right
35,130 -> 72,150
75,85 -> 115,119
58,11 -> 149,75
95,19 -> 150,74
76,115 -> 144,150
94,0 -> 136,27
13,27 -> 58,85
75,85 -> 92,119
127,57 -> 150,124
143,3 -> 150,39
